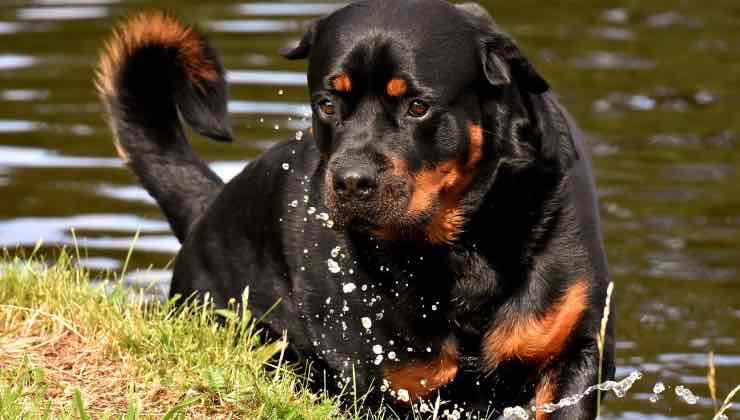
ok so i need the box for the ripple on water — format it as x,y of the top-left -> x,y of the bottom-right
0,214 -> 177,253
0,120 -> 41,133
0,89 -> 49,101
0,54 -> 37,70
0,146 -> 121,169
0,22 -> 23,34
228,100 -> 310,116
227,70 -> 307,86
16,6 -> 109,21
236,3 -> 344,16
571,51 -> 656,70
207,20 -> 301,33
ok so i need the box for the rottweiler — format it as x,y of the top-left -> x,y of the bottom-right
96,1 -> 615,418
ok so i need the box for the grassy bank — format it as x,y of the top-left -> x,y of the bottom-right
0,250 -> 350,419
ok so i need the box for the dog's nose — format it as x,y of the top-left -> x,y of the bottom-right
333,167 -> 377,200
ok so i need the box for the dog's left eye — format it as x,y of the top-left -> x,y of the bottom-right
407,100 -> 429,118
318,99 -> 336,116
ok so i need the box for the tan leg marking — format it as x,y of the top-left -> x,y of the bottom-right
384,339 -> 459,403
535,369 -> 559,420
482,278 -> 589,370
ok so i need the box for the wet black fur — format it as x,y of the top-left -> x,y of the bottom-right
102,1 -> 615,418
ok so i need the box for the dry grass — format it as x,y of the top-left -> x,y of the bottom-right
0,250 -> 349,419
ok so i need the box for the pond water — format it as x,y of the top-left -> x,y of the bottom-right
1,1 -> 738,418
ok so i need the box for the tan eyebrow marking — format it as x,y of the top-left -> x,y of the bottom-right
386,77 -> 408,97
331,73 -> 352,92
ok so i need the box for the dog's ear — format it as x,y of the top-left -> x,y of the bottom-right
482,36 -> 549,94
456,3 -> 549,94
281,18 -> 323,60
478,34 -> 549,94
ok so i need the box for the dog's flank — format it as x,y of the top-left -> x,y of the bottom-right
96,12 -> 232,241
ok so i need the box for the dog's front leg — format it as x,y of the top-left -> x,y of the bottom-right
533,338 -> 615,420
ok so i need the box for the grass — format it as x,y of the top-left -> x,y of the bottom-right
0,249 -> 352,419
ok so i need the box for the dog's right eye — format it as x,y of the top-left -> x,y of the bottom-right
407,100 -> 430,118
318,99 -> 336,116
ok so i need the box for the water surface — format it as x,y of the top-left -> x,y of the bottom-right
1,1 -> 739,418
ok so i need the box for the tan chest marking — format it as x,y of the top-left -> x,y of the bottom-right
407,123 -> 484,244
331,73 -> 352,92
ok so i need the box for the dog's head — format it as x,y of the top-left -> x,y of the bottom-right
284,0 -> 561,244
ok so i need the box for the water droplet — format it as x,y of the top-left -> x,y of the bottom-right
396,388 -> 409,402
361,317 -> 372,330
372,344 -> 383,354
675,385 -> 698,405
282,163 -> 290,170
381,379 -> 390,392
649,382 -> 666,402
327,258 -> 341,274
502,406 -> 529,420
295,131 -> 304,141
307,207 -> 316,215
388,351 -> 397,360
374,354 -> 384,365
278,89 -> 284,95
289,200 -> 299,207
331,246 -> 341,258
342,283 -> 356,293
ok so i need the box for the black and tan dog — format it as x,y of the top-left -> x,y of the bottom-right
96,1 -> 614,418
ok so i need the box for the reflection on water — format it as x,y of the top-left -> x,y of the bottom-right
0,54 -> 36,70
0,0 -> 739,418
16,6 -> 109,20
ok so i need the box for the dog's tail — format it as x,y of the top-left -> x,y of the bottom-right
96,11 -> 232,242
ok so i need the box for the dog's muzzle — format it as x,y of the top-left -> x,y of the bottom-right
331,165 -> 378,203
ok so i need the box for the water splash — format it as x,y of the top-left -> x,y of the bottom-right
331,246 -> 341,258
503,371 -> 643,418
327,258 -> 340,273
650,381 -> 666,403
502,406 -> 530,419
674,385 -> 699,405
